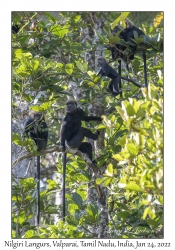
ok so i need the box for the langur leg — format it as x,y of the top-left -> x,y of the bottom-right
81,127 -> 99,140
112,77 -> 120,94
66,128 -> 99,149
66,130 -> 84,148
37,139 -> 47,151
108,80 -> 114,93
78,142 -> 92,160
108,79 -> 120,95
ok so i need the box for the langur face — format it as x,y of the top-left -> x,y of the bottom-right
34,113 -> 43,122
66,102 -> 77,113
97,58 -> 105,67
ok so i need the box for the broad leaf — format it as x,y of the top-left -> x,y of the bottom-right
111,12 -> 130,30
125,182 -> 144,192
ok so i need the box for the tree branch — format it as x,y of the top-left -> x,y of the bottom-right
12,145 -> 100,175
12,145 -> 103,199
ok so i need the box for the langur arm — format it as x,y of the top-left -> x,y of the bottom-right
77,108 -> 102,122
97,63 -> 111,76
83,116 -> 102,122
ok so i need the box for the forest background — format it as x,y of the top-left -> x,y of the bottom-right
12,10 -> 163,239
1,0 -> 174,248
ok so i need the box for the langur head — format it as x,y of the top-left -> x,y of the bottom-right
66,100 -> 77,113
97,57 -> 106,67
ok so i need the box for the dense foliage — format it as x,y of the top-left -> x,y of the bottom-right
12,11 -> 163,238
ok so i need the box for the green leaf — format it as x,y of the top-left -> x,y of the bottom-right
103,26 -> 112,37
16,65 -> 30,77
83,62 -> 88,72
96,124 -> 106,130
117,211 -> 130,219
44,12 -> 59,22
22,93 -> 33,102
29,106 -> 41,112
12,133 -> 23,146
24,230 -> 34,238
116,202 -> 128,210
65,63 -> 74,74
111,12 -> 130,30
132,59 -> 140,73
136,107 -> 146,119
148,86 -> 159,100
75,61 -> 88,73
108,35 -> 121,44
14,49 -> 32,60
114,129 -> 128,140
31,81 -> 42,89
72,193 -> 83,209
131,123 -> 149,136
47,180 -> 57,190
30,101 -> 54,111
74,15 -> 81,23
51,24 -> 69,38
15,211 -> 26,225
125,182 -> 144,192
83,215 -> 96,224
87,70 -> 96,79
68,204 -> 79,214
107,163 -> 113,175
75,173 -> 90,181
142,207 -> 150,219
66,215 -> 79,226
87,204 -> 98,218
33,59 -> 40,70
20,178 -> 36,192
125,103 -> 135,117
41,101 -> 54,110
115,106 -> 126,121
96,177 -> 106,185
112,154 -> 124,161
40,190 -> 47,197
103,177 -> 113,186
140,200 -> 150,205
126,143 -> 139,156
97,32 -> 109,43
133,30 -> 139,40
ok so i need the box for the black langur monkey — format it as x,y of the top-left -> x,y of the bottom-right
60,100 -> 102,220
24,111 -> 48,225
97,57 -> 142,96
24,111 -> 48,151
110,25 -> 145,61
12,25 -> 20,34
108,25 -> 148,88
60,100 -> 102,161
